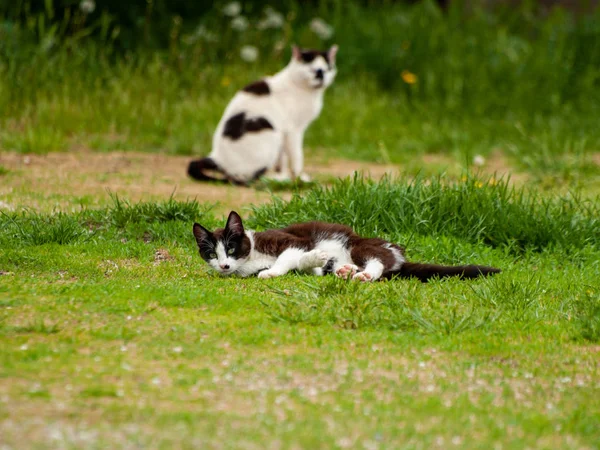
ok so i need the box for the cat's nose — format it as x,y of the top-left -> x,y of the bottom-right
220,264 -> 230,270
315,69 -> 324,80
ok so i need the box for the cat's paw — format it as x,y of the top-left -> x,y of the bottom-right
352,271 -> 374,282
300,249 -> 329,269
267,172 -> 292,182
298,172 -> 312,183
258,269 -> 283,279
335,264 -> 359,279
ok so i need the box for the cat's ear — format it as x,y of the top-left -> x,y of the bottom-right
328,45 -> 338,64
292,45 -> 302,61
225,211 -> 245,236
193,223 -> 211,247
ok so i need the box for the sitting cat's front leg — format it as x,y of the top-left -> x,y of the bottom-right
285,131 -> 310,181
271,149 -> 291,181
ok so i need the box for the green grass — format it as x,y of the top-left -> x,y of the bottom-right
1,2 -> 600,446
1,179 -> 599,448
251,174 -> 600,252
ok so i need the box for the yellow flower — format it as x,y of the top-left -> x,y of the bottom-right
221,76 -> 231,87
475,181 -> 484,188
461,175 -> 468,182
401,70 -> 418,85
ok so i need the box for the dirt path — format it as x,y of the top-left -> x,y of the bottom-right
0,151 -> 404,214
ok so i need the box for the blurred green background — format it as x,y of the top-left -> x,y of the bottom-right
1,0 -> 599,185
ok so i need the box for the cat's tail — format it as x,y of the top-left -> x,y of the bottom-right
187,157 -> 268,186
389,262 -> 501,282
187,157 -> 230,184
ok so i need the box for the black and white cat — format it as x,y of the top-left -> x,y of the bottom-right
192,211 -> 501,282
187,46 -> 338,185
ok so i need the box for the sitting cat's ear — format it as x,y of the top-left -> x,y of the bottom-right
193,223 -> 211,246
292,45 -> 301,61
225,211 -> 245,236
328,45 -> 338,63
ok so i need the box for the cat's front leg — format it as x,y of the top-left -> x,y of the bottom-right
257,248 -> 306,279
285,131 -> 310,181
272,149 -> 291,181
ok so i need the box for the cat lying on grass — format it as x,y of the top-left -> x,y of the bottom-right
193,211 -> 500,282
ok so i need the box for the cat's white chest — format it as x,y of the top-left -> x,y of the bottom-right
276,90 -> 323,130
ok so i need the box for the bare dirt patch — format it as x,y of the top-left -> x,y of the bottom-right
0,151 -> 276,214
0,151 -> 405,213
0,150 -> 522,214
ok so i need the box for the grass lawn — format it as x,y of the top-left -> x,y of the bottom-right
1,1 -> 600,447
1,175 -> 599,448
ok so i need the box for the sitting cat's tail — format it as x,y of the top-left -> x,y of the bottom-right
391,262 -> 501,282
187,157 -> 229,184
187,157 -> 268,186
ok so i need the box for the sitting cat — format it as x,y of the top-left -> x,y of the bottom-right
187,45 -> 338,185
192,211 -> 501,282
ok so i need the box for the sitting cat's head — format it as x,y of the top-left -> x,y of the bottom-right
289,45 -> 338,90
193,211 -> 251,275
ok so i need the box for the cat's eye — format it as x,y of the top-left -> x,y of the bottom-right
209,252 -> 217,259
227,248 -> 235,255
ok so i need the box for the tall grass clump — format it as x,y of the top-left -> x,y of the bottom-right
104,194 -> 209,228
250,174 -> 600,252
0,197 -> 214,248
0,210 -> 91,247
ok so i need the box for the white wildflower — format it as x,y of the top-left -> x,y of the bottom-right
222,2 -> 241,17
172,346 -> 183,354
473,154 -> 486,166
240,45 -> 259,62
79,0 -> 96,14
310,17 -> 334,40
193,25 -> 217,43
258,7 -> 285,30
230,15 -> 249,32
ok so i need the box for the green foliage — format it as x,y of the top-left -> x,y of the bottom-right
1,1 -> 599,186
1,191 -> 599,447
573,288 -> 600,342
251,174 -> 600,252
105,193 -> 210,228
1,3 -> 600,444
0,209 -> 91,246
0,195 -> 212,248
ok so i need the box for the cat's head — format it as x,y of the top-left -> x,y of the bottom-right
289,45 -> 338,90
192,211 -> 251,275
